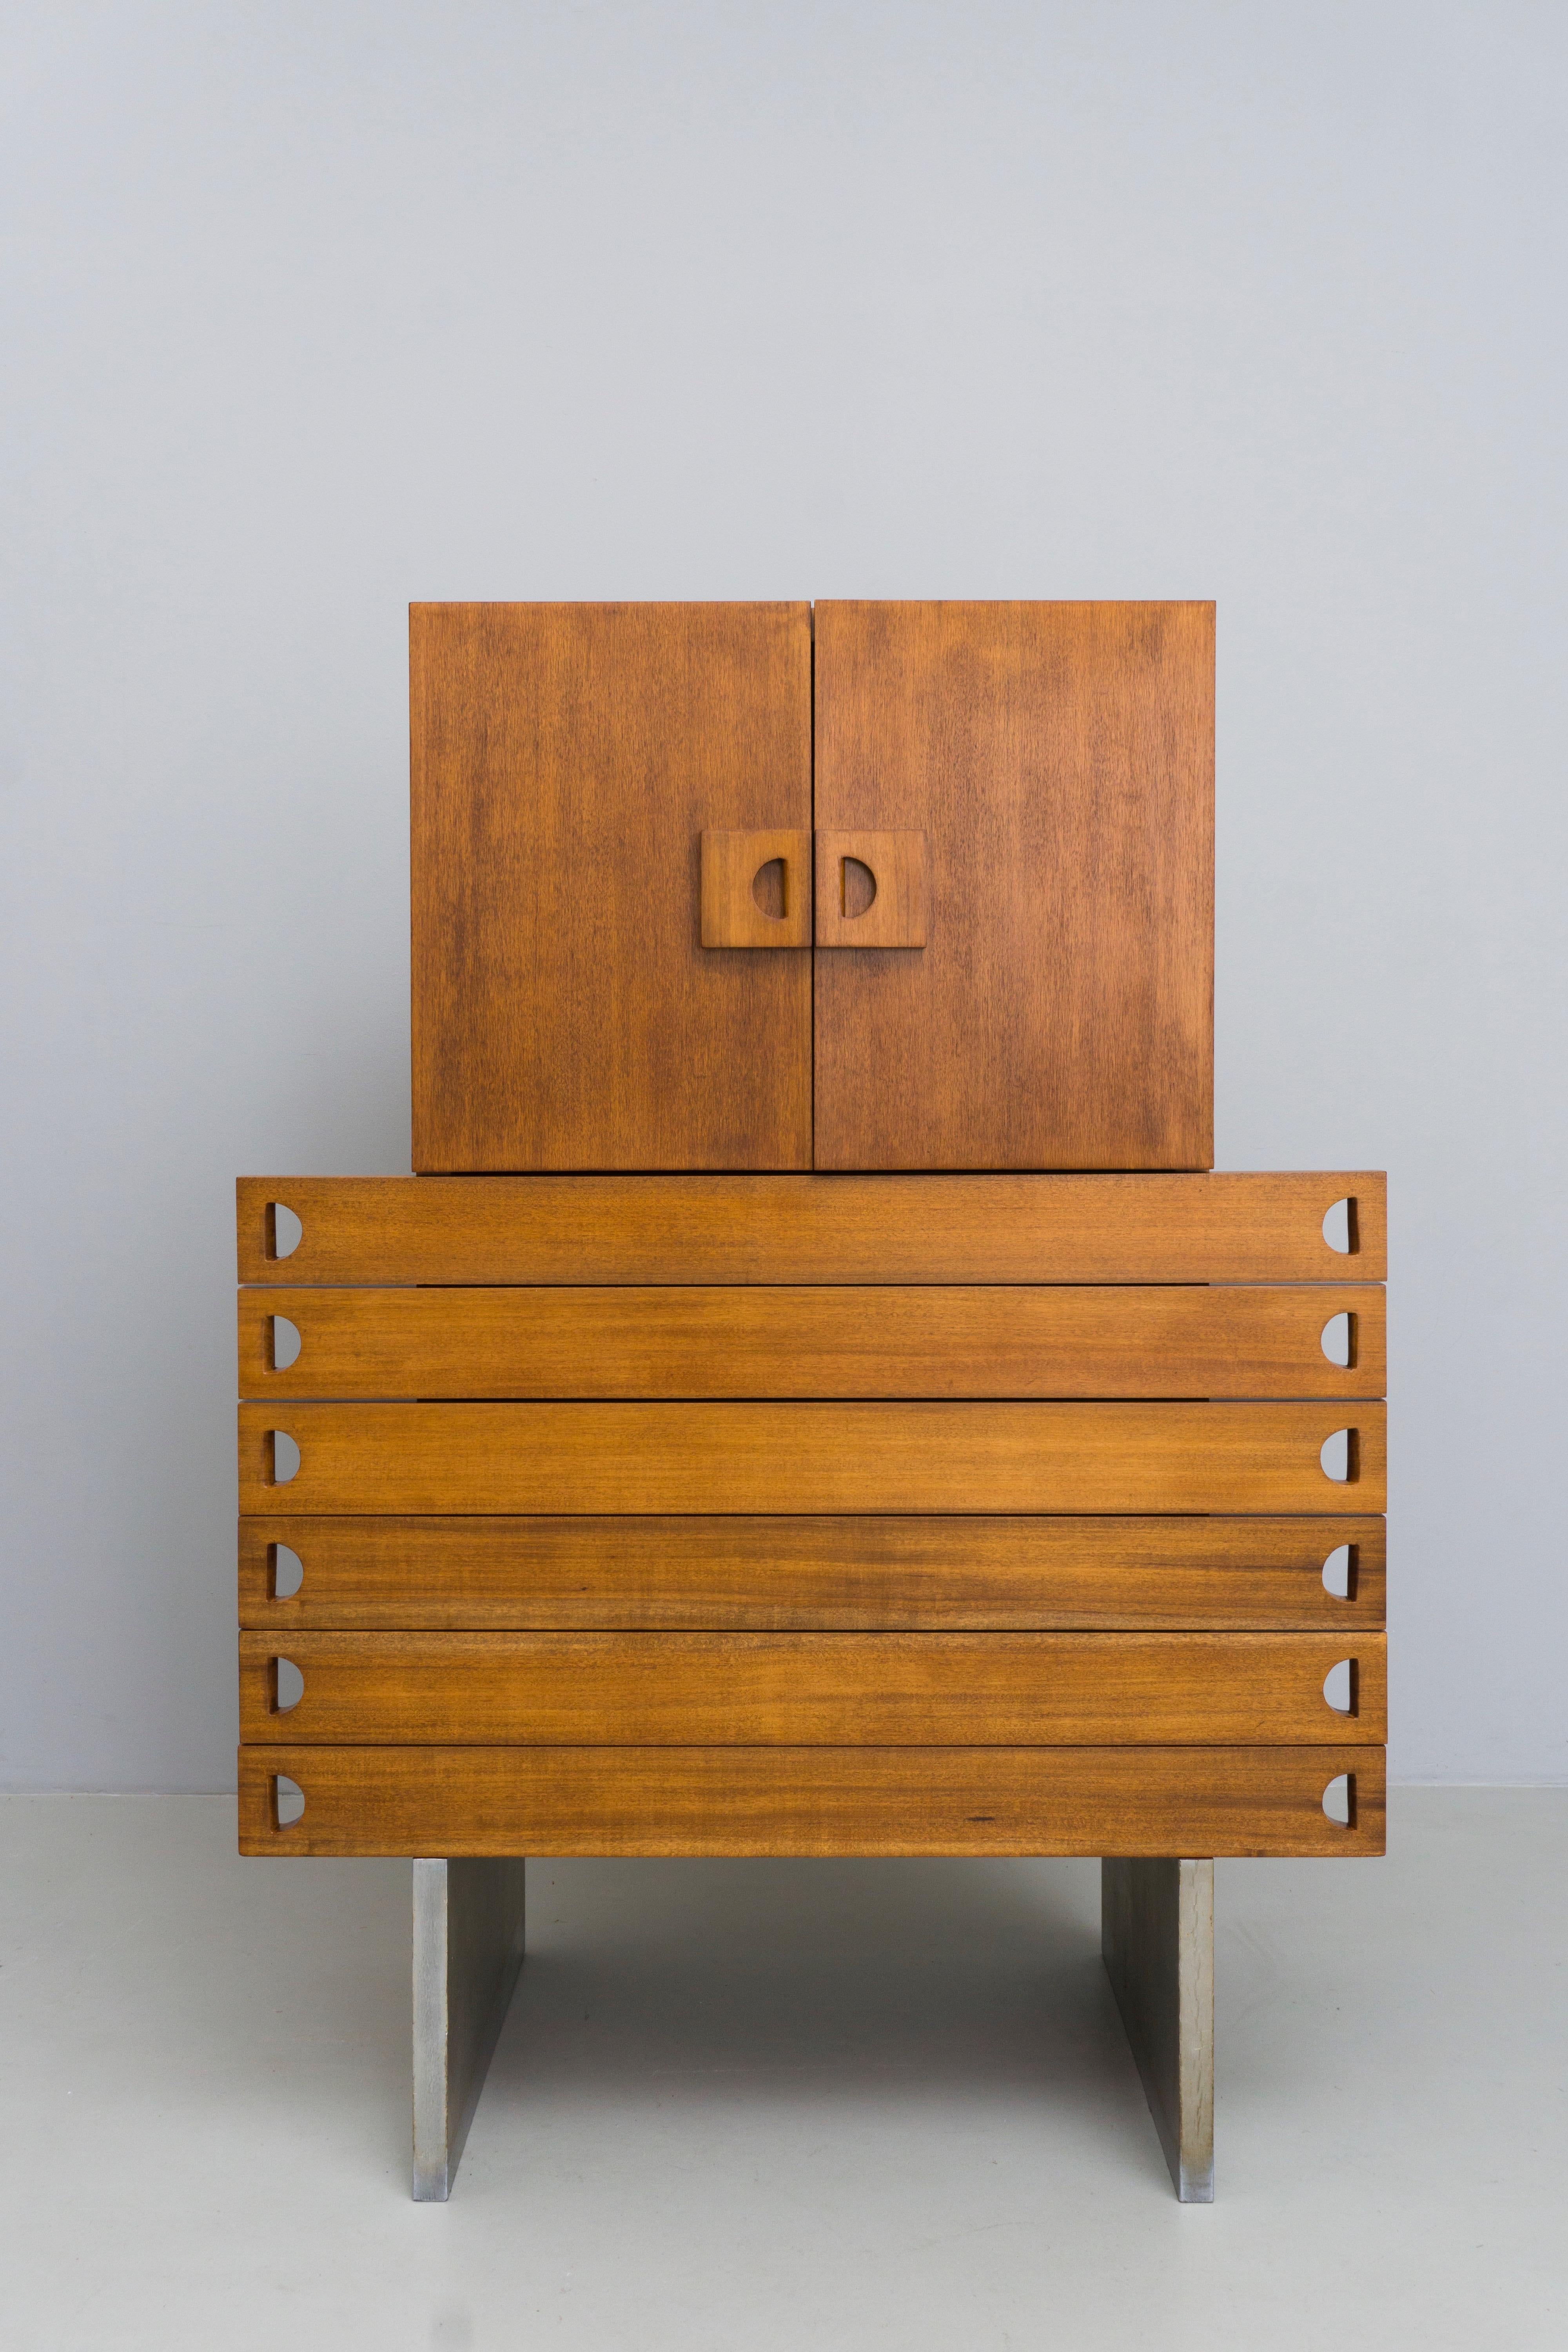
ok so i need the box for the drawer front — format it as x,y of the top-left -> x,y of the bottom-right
239,1630 -> 1387,1746
237,1171 -> 1387,1285
239,1400 -> 1386,1516
239,1514 -> 1387,1631
239,1283 -> 1386,1401
238,1742 -> 1386,1858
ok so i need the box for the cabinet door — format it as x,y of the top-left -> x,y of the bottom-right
412,603 -> 812,1172
813,602 -> 1214,1171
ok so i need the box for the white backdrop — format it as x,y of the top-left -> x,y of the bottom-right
3,3 -> 1564,1787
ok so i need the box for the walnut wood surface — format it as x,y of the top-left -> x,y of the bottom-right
237,1172 -> 1386,1285
240,1630 -> 1386,1747
239,1514 -> 1388,1631
238,1742 -> 1386,1857
410,603 -> 812,1172
238,1401 -> 1386,1515
813,602 -> 1214,1170
239,1282 -> 1385,1401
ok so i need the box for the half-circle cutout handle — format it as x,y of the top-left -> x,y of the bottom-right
839,856 -> 878,918
1321,1772 -> 1354,1828
268,1430 -> 301,1485
1322,1197 -> 1359,1256
751,857 -> 788,920
272,1773 -> 305,1829
814,831 -> 927,947
269,1315 -> 302,1372
1322,1658 -> 1357,1716
700,830 -> 812,947
266,1203 -> 303,1261
1321,1543 -> 1356,1599
1320,1312 -> 1355,1369
1320,1428 -> 1359,1483
270,1657 -> 305,1713
269,1542 -> 304,1599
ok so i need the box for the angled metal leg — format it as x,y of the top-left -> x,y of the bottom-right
1102,1857 -> 1214,2201
412,1857 -> 526,2201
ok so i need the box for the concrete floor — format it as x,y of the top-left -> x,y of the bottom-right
0,1791 -> 1563,2350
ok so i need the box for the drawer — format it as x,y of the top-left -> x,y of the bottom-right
237,1742 -> 1387,1858
239,1630 -> 1387,1746
238,1283 -> 1386,1401
238,1400 -> 1387,1515
239,1513 -> 1388,1631
236,1170 -> 1387,1284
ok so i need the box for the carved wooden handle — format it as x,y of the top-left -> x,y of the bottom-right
699,828 -> 926,947
700,830 -> 813,947
814,830 -> 927,947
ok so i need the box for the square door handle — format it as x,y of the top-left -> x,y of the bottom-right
699,827 -> 927,948
814,830 -> 927,948
700,830 -> 813,947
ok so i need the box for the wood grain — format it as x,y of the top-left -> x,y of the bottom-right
410,603 -> 812,1171
813,601 -> 1214,1170
237,1742 -> 1387,1857
238,1514 -> 1388,1632
239,1283 -> 1386,1401
238,1401 -> 1387,1516
238,1630 -> 1387,1747
237,1172 -> 1387,1285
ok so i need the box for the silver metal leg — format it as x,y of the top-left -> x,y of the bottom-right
1101,1857 -> 1214,2202
412,1857 -> 526,2201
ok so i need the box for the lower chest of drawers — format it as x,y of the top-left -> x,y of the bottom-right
235,1172 -> 1387,1861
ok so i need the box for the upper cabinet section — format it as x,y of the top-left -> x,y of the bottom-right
411,603 -> 813,1172
813,602 -> 1214,1171
410,599 -> 1214,1175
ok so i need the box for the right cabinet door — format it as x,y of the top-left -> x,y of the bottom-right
812,602 -> 1214,1171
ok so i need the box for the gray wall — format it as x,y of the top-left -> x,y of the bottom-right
3,3 -> 1564,1788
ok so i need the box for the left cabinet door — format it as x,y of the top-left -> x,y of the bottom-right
412,603 -> 813,1171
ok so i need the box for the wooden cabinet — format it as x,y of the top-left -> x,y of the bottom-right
411,599 -> 1212,1172
243,599 -> 1383,2202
